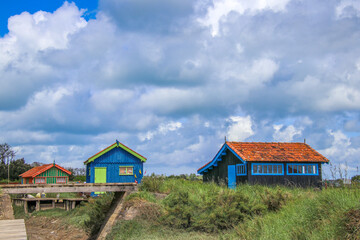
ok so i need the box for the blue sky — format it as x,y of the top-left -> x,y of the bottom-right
0,0 -> 360,178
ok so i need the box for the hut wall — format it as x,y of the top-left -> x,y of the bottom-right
248,162 -> 322,187
37,167 -> 69,184
88,147 -> 144,184
202,149 -> 243,185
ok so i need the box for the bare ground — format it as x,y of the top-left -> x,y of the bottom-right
25,216 -> 88,240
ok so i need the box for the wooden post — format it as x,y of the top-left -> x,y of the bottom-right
71,201 -> 76,210
36,200 -> 40,211
52,200 -> 55,209
24,201 -> 28,214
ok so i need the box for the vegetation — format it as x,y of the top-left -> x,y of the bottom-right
9,175 -> 360,239
110,176 -> 360,239
0,143 -> 32,182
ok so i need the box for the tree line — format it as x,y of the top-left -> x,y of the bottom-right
0,143 -> 85,182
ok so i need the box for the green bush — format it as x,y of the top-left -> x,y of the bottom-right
161,186 -> 267,232
73,176 -> 86,182
343,207 -> 360,240
83,193 -> 114,236
139,174 -> 165,192
261,188 -> 290,211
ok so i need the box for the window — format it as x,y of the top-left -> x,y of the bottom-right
57,177 -> 66,183
287,164 -> 318,175
35,178 -> 45,184
119,166 -> 134,175
236,164 -> 246,176
252,163 -> 284,175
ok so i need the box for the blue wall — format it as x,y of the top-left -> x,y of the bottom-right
86,147 -> 144,184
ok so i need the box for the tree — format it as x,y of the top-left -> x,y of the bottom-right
0,143 -> 15,165
0,143 -> 32,181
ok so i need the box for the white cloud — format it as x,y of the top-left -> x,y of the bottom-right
200,0 -> 290,36
90,89 -> 134,112
336,0 -> 360,19
317,85 -> 360,111
226,116 -> 254,141
273,124 -> 302,142
138,121 -> 182,141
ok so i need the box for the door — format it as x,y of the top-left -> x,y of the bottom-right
228,165 -> 236,189
95,167 -> 107,183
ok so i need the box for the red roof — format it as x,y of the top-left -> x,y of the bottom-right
19,164 -> 72,178
198,142 -> 329,172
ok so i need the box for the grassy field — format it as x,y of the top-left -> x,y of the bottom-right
9,177 -> 360,239
109,176 -> 360,240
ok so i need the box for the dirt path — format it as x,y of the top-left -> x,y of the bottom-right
25,216 -> 88,240
0,192 -> 14,220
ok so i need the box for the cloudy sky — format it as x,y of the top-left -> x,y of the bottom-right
1,0 -> 360,178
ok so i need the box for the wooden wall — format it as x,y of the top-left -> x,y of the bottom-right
203,149 -> 242,185
86,147 -> 144,184
203,150 -> 323,188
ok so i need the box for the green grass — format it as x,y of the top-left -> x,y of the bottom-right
109,177 -> 360,239
106,220 -> 220,240
235,187 -> 360,240
9,176 -> 360,240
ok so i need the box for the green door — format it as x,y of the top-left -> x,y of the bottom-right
95,167 -> 107,183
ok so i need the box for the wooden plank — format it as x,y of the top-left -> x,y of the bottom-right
0,219 -> 27,240
0,183 -> 137,194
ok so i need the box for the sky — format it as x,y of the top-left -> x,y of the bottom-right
1,0 -> 360,178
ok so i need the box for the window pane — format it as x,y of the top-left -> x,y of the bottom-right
288,165 -> 292,173
127,167 -> 133,174
120,167 -> 126,174
313,165 -> 316,174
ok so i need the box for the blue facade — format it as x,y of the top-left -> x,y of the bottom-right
85,145 -> 145,184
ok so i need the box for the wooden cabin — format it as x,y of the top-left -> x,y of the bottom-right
20,163 -> 71,184
84,140 -> 146,184
197,142 -> 329,188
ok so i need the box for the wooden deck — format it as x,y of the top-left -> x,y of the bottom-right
0,219 -> 27,240
0,182 -> 137,194
13,198 -> 89,213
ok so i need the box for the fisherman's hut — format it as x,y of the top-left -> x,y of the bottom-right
84,140 -> 146,184
197,142 -> 329,188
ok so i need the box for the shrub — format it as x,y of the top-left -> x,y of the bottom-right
83,193 -> 114,236
162,189 -> 193,228
139,174 -> 165,192
162,186 -> 266,232
343,208 -> 360,240
261,188 -> 290,212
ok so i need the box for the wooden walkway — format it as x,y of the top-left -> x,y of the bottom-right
0,182 -> 137,194
0,219 -> 27,240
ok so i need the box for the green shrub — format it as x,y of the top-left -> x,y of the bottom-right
83,193 -> 114,236
343,208 -> 360,239
73,176 -> 86,182
261,188 -> 290,211
139,174 -> 165,192
163,190 -> 193,228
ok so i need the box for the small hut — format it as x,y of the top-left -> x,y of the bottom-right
20,163 -> 71,184
197,142 -> 329,188
84,140 -> 146,184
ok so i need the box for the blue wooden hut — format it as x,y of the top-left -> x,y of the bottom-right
84,140 -> 146,184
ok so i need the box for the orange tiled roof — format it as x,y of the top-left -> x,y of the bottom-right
198,142 -> 329,172
226,142 -> 329,163
19,164 -> 71,178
